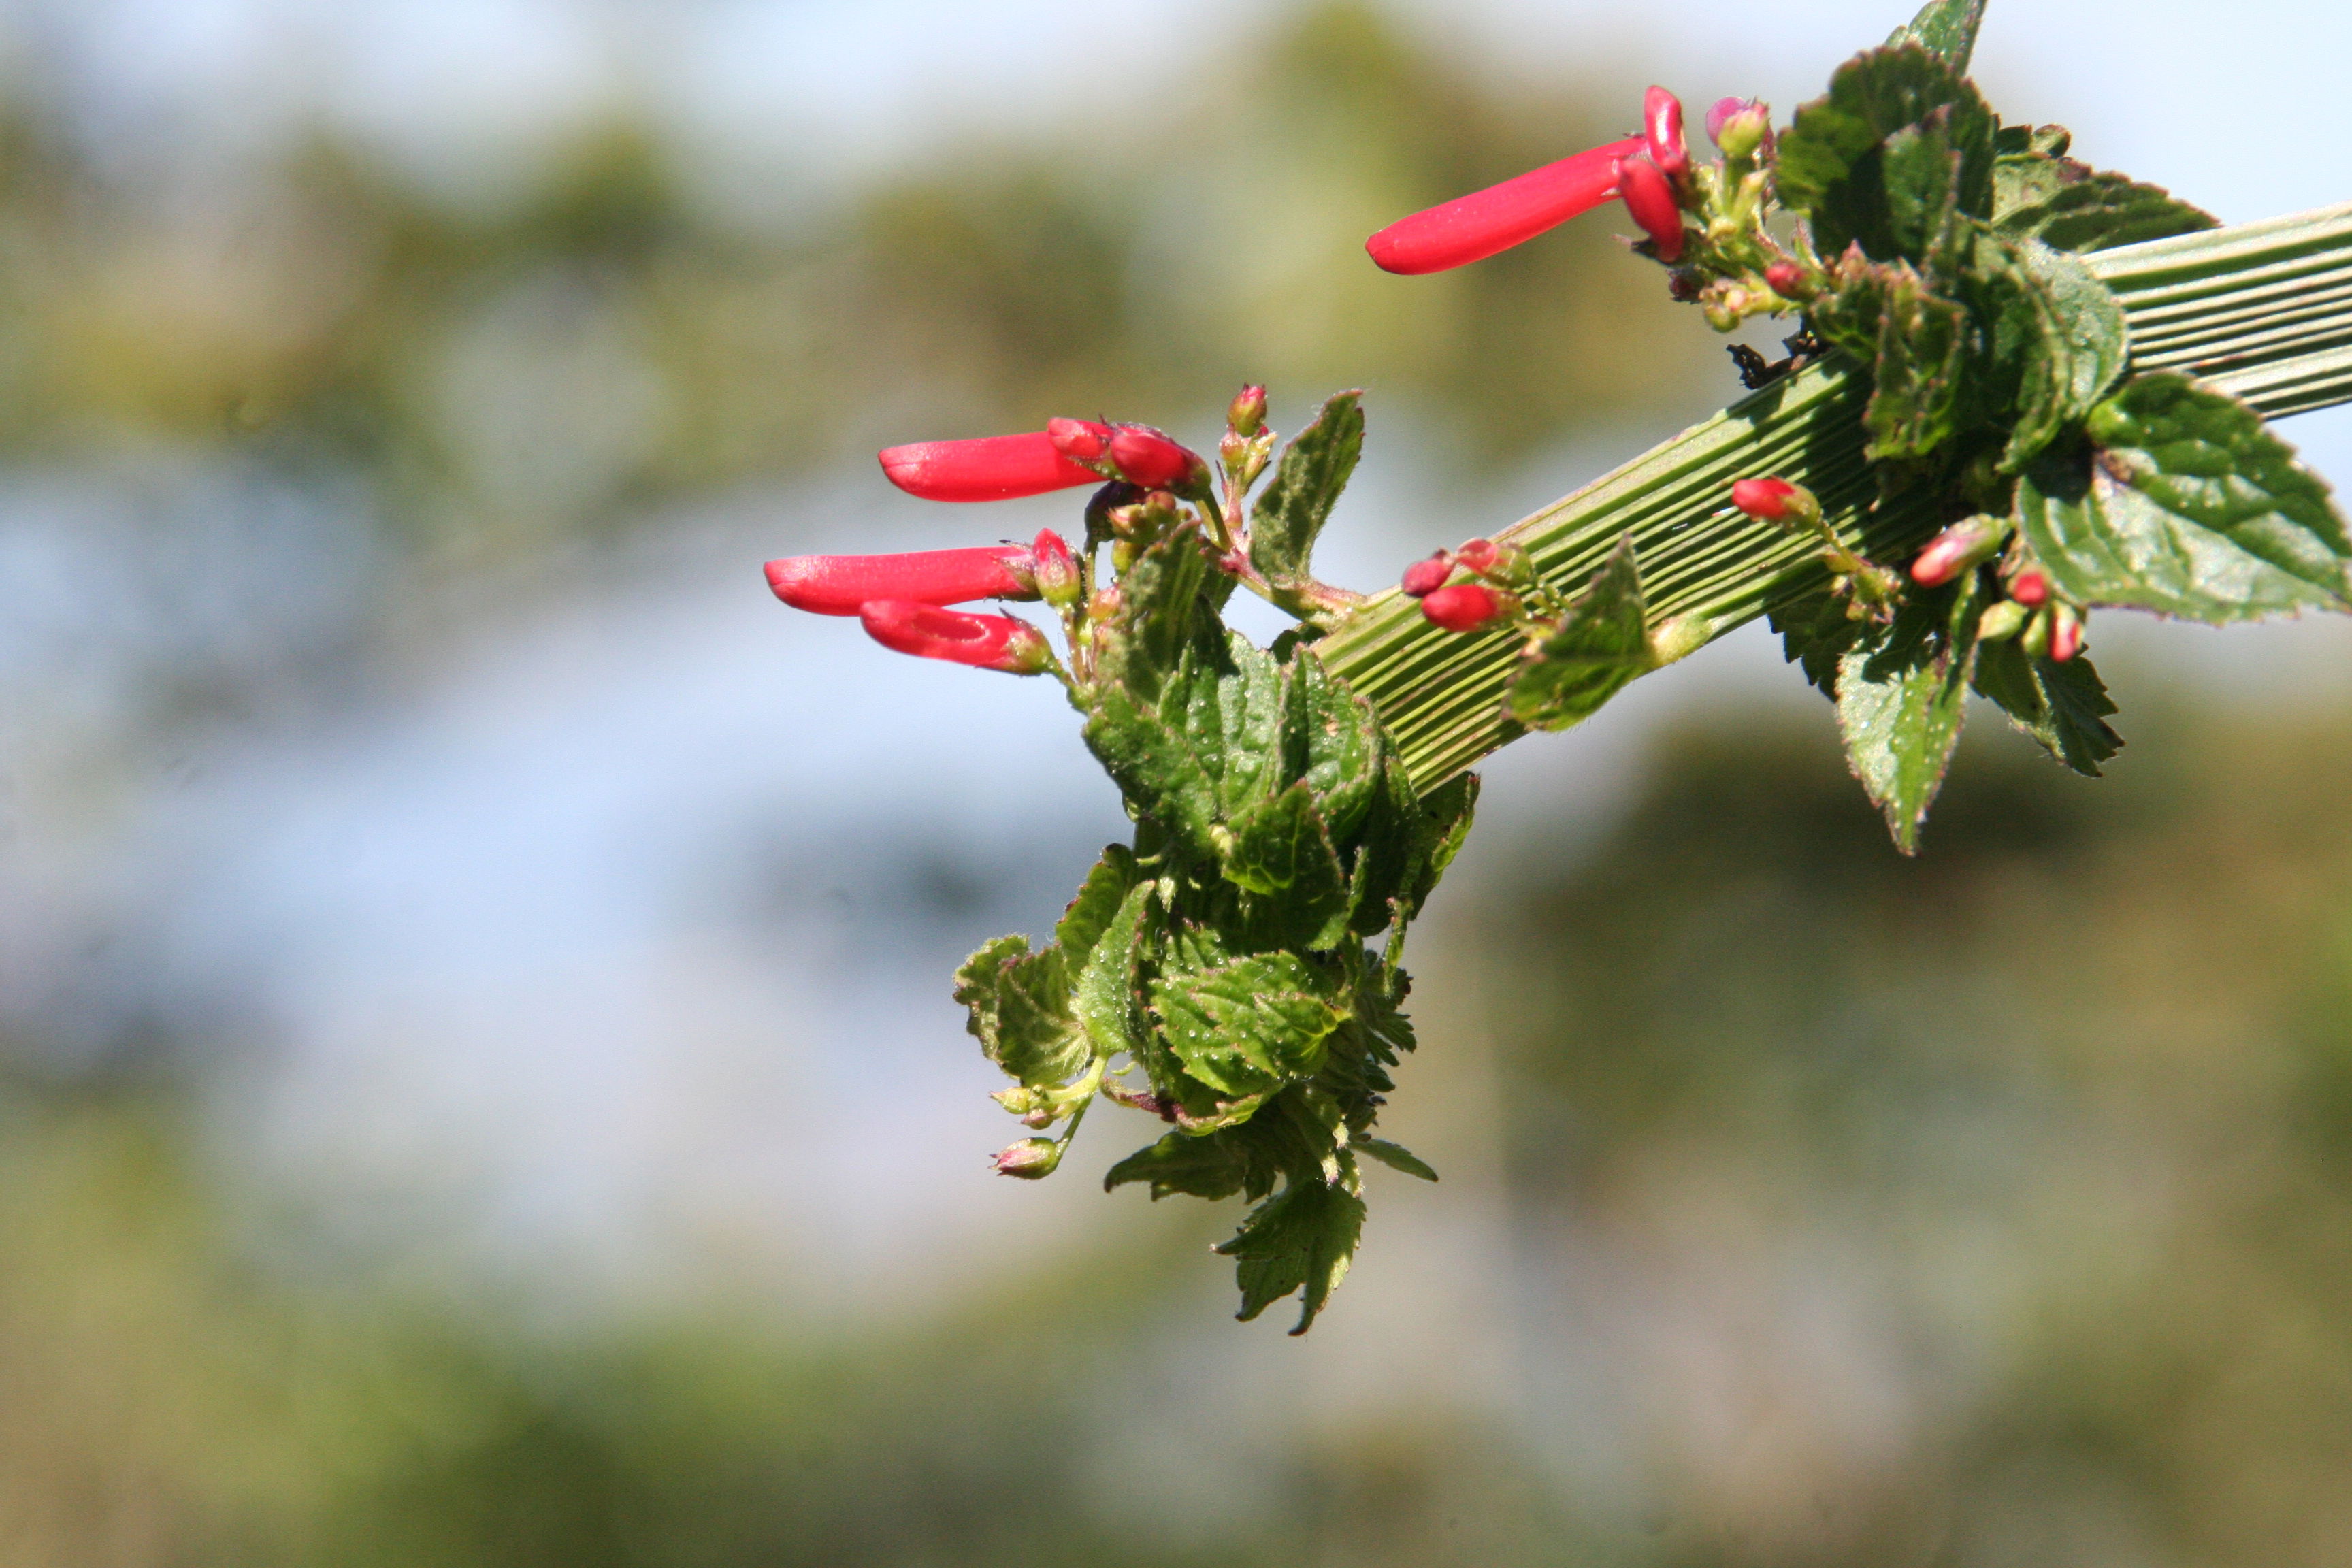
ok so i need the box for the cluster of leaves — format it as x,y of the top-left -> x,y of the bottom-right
956,394 -> 1477,1332
1761,0 -> 2352,849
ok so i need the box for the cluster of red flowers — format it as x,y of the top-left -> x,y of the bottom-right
765,419 -> 1207,672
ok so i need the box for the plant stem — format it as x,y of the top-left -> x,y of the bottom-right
1318,201 -> 2352,788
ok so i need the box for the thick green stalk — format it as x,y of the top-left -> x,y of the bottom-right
1320,202 -> 2352,787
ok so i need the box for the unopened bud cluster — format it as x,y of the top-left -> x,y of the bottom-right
1399,536 -> 1533,634
1901,518 -> 2087,663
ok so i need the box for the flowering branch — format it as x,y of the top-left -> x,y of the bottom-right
757,0 -> 2352,1330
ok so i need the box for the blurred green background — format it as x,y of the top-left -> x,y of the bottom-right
9,0 -> 2352,1563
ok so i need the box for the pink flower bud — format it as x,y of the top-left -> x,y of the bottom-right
1763,261 -> 1813,299
1108,425 -> 1204,491
1047,416 -> 1115,463
1399,552 -> 1453,598
878,431 -> 1103,503
1227,384 -> 1268,438
1420,583 -> 1517,633
1644,86 -> 1689,181
765,546 -> 1033,616
993,1137 -> 1062,1179
1030,528 -> 1081,608
1731,477 -> 1806,522
1909,517 -> 2007,587
2048,604 -> 2083,663
1615,155 -> 1686,263
859,601 -> 1054,674
1365,136 -> 1646,274
2008,570 -> 2051,607
1453,536 -> 1531,585
1706,97 -> 1772,161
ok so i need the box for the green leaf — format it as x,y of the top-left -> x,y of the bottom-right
990,946 -> 1094,1088
1073,880 -> 1152,1058
1994,157 -> 2217,252
1504,536 -> 1652,730
1769,588 -> 1868,695
1355,1137 -> 1438,1182
1808,251 -> 1885,364
1396,770 -> 1479,924
1972,638 -> 2122,777
1863,265 -> 1972,460
1776,45 -> 1993,262
1221,781 -> 1352,950
1992,124 -> 2072,159
1341,757 -> 1421,938
1888,0 -> 1987,69
1353,964 -> 1419,1064
1149,951 -> 1348,1098
1876,106 -> 1969,261
953,933 -> 1030,1055
1103,1129 -> 1250,1202
1961,225 -> 2129,470
1215,1173 -> 1365,1335
1082,682 -> 1222,861
1282,1084 -> 1351,1184
1835,575 -> 1987,853
1052,846 -> 1136,961
1165,632 -> 1287,821
1096,525 -> 1209,703
1281,649 -> 1385,847
1250,390 -> 1365,587
2014,373 -> 2352,621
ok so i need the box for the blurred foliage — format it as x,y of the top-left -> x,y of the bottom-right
12,702 -> 2352,1563
1469,710 -> 2352,1565
0,3 -> 1709,561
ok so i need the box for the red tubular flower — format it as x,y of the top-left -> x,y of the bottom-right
1399,552 -> 1453,598
878,432 -> 1102,503
1731,477 -> 1804,521
1108,425 -> 1203,490
2008,570 -> 2051,607
1047,417 -> 1114,463
1366,136 -> 1646,274
1616,154 -> 1686,263
859,601 -> 1054,674
1644,87 -> 1689,181
766,546 -> 1034,616
1420,584 -> 1517,633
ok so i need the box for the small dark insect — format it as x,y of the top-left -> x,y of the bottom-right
1729,325 -> 1830,390
1729,344 -> 1777,389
